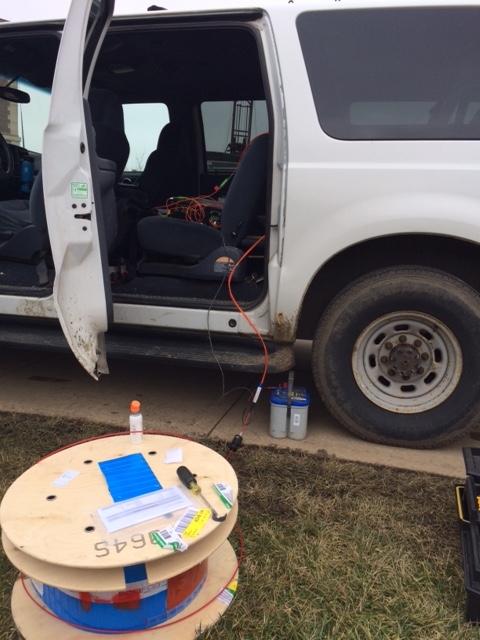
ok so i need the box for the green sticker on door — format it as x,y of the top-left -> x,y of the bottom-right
71,182 -> 88,199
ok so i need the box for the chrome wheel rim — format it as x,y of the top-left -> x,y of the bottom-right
352,311 -> 462,413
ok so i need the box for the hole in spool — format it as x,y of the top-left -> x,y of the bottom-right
84,526 -> 95,533
83,459 -> 93,464
148,451 -> 157,455
46,495 -> 57,501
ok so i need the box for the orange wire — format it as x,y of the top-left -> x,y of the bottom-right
226,234 -> 268,386
160,195 -> 223,225
152,133 -> 268,218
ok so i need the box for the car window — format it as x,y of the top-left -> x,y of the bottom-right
0,31 -> 59,168
0,77 -> 50,179
122,103 -> 169,172
202,100 -> 268,172
297,7 -> 480,140
17,81 -> 51,156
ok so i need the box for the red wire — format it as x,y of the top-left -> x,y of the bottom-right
226,234 -> 268,385
34,430 -> 193,464
222,233 -> 269,457
160,195 -> 222,224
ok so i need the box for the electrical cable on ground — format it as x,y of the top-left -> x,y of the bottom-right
223,234 -> 268,458
206,271 -> 229,401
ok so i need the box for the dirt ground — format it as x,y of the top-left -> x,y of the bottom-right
0,340 -> 476,478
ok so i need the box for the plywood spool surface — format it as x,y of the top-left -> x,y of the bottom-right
2,501 -> 238,591
1,532 -> 126,591
12,539 -> 239,640
0,435 -> 237,569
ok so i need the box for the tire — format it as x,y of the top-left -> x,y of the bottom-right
312,266 -> 480,448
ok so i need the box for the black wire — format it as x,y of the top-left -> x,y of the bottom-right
206,272 -> 228,400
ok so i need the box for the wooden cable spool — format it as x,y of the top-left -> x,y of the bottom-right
0,434 -> 239,639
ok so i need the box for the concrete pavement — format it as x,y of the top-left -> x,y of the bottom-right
0,341 -> 476,478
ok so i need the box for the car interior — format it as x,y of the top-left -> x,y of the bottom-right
0,20 -> 270,311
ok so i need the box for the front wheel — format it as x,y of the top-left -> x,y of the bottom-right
312,266 -> 480,448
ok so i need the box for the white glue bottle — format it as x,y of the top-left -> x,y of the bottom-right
129,400 -> 143,444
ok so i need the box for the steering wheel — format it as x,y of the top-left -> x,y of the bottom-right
0,132 -> 14,180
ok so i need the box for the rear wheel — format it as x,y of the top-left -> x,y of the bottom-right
312,266 -> 480,447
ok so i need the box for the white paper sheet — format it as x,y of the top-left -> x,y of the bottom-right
97,486 -> 192,533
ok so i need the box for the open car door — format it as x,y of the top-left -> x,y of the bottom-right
43,0 -> 115,379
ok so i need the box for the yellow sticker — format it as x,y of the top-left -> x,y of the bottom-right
182,509 -> 211,539
227,580 -> 238,594
217,579 -> 238,605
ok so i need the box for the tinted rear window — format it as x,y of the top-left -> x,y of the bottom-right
297,7 -> 480,140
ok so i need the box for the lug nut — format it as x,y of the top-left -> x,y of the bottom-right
414,339 -> 422,347
388,369 -> 396,377
380,356 -> 388,364
421,352 -> 429,361
417,367 -> 424,374
385,342 -> 393,350
399,335 -> 407,343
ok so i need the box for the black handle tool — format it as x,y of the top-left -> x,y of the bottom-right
177,465 -> 227,522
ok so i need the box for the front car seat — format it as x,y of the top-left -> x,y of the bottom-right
0,89 -> 130,263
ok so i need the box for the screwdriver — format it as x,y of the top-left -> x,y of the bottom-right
177,465 -> 227,522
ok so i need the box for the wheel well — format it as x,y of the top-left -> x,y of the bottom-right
296,234 -> 480,340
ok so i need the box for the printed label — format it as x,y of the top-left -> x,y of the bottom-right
217,580 -> 238,606
213,483 -> 233,509
182,509 -> 211,539
174,507 -> 200,534
163,448 -> 183,464
52,470 -> 79,487
151,527 -> 188,552
71,182 -> 88,199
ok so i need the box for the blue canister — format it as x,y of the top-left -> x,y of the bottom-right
269,385 -> 310,440
20,158 -> 34,194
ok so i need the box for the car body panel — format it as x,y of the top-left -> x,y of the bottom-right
42,0 -> 114,377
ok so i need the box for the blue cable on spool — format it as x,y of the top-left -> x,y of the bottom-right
29,560 -> 208,632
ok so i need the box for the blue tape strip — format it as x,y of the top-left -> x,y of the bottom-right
98,453 -> 162,502
124,563 -> 148,584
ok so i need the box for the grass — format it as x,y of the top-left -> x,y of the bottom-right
0,412 -> 480,639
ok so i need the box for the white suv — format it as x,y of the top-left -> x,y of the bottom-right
0,0 -> 480,448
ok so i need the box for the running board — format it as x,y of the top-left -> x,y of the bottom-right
0,320 -> 295,373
